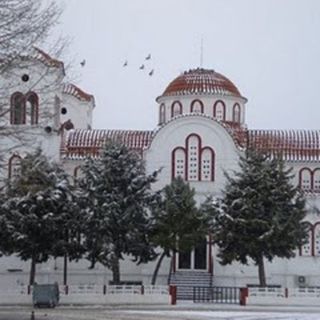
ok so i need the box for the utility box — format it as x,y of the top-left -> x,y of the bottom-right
32,283 -> 59,308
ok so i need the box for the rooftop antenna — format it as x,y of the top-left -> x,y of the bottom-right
200,37 -> 204,67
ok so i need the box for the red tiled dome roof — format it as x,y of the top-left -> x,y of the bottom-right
158,68 -> 244,100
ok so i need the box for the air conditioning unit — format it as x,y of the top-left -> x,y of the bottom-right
295,275 -> 308,287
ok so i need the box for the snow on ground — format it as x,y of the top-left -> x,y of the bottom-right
120,310 -> 320,320
2,306 -> 320,320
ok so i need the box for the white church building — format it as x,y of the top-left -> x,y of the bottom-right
1,49 -> 320,293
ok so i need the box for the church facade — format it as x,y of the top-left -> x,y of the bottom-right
1,49 -> 320,291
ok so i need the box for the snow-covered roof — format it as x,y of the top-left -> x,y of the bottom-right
157,68 -> 246,101
62,129 -> 154,159
248,130 -> 320,161
61,124 -> 320,162
0,47 -> 64,72
62,83 -> 95,103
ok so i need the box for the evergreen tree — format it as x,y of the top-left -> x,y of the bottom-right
79,140 -> 158,284
1,149 -> 82,285
209,149 -> 308,286
150,177 -> 209,285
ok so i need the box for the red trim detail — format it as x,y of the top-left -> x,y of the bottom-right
201,146 -> 215,181
171,101 -> 183,118
171,147 -> 186,180
312,222 -> 320,256
213,100 -> 226,121
10,92 -> 26,125
186,133 -> 202,181
190,99 -> 204,113
171,133 -> 215,182
25,92 -> 39,125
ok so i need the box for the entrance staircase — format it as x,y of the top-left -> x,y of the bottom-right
169,271 -> 213,300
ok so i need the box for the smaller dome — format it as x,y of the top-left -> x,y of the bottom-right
158,68 -> 245,100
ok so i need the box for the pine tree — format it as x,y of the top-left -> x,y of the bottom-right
209,149 -> 308,286
1,149 -> 82,285
79,140 -> 158,284
150,177 -> 209,285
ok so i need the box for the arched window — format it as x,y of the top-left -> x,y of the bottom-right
171,101 -> 182,118
159,103 -> 166,125
299,168 -> 312,191
213,100 -> 226,121
300,222 -> 313,256
190,99 -> 204,113
314,169 -> 320,192
187,134 -> 201,181
8,155 -> 22,179
172,134 -> 215,182
172,147 -> 186,179
314,223 -> 320,256
10,92 -> 25,125
25,92 -> 39,125
201,147 -> 215,181
232,103 -> 241,123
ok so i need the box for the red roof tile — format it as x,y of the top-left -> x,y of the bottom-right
158,68 -> 245,100
248,130 -> 320,161
62,129 -> 153,159
63,83 -> 94,103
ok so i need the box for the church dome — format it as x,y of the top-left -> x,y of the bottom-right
158,68 -> 245,100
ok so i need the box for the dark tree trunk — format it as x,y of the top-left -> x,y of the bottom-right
29,255 -> 36,285
111,256 -> 120,284
257,255 -> 266,287
151,251 -> 166,285
63,254 -> 68,285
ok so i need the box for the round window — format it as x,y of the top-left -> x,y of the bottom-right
21,74 -> 29,82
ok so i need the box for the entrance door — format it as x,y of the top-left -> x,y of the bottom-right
178,239 -> 207,270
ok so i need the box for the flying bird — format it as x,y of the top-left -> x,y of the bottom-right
123,60 -> 128,67
145,54 -> 151,60
80,59 -> 86,67
139,64 -> 145,70
148,69 -> 154,76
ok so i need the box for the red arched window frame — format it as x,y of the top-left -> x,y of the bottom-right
213,100 -> 226,121
299,222 -> 313,256
313,222 -> 320,256
232,103 -> 241,123
171,101 -> 183,118
200,147 -> 215,181
25,92 -> 39,125
171,133 -> 215,182
190,99 -> 204,113
299,167 -> 313,191
8,154 -> 22,179
186,133 -> 202,181
10,92 -> 26,125
313,169 -> 320,192
171,147 -> 186,180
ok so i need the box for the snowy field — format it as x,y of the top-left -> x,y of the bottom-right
1,306 -> 320,320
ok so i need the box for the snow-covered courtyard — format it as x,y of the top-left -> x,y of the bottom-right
2,305 -> 320,320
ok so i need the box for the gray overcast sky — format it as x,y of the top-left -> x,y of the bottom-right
55,0 -> 320,131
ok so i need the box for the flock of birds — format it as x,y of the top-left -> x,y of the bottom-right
79,53 -> 154,76
123,53 -> 154,76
